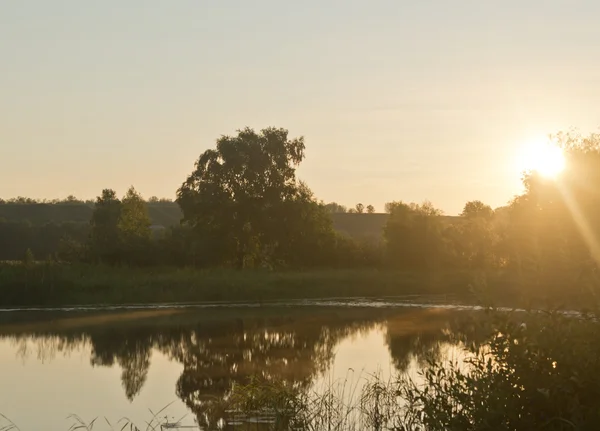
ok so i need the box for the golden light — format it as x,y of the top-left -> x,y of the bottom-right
517,137 -> 566,178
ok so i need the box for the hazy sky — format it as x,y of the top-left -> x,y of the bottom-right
2,1 -> 599,214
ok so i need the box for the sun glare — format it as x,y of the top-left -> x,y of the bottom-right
518,138 -> 566,178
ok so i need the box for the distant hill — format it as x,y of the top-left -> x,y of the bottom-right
331,213 -> 461,242
0,203 -> 94,225
0,202 -> 183,228
331,213 -> 388,241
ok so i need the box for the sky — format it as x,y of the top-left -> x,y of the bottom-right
2,0 -> 600,214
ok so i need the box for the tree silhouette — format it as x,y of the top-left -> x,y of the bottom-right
461,200 -> 493,219
325,202 -> 348,213
177,127 -> 334,268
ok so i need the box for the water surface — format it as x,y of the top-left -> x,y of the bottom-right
0,301 -> 476,430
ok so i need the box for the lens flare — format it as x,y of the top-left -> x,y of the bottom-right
518,138 -> 565,178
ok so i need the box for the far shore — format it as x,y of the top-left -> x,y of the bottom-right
0,262 -> 579,309
0,263 -> 487,309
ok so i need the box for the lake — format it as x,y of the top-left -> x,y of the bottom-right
0,300 -> 479,430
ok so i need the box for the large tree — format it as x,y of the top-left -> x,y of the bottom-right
505,132 -> 600,296
177,127 -> 331,268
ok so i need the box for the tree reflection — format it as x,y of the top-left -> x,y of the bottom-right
0,307 -> 477,425
89,329 -> 154,401
384,309 -> 461,372
155,311 -> 381,427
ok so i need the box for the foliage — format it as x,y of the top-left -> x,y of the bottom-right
0,221 -> 89,261
5,127 -> 600,429
116,187 -> 152,265
56,235 -> 87,263
445,203 -> 499,270
2,128 -> 600,306
366,204 -> 375,214
85,188 -> 154,265
178,308 -> 600,431
89,189 -> 122,264
398,308 -> 600,430
0,263 -> 472,307
226,374 -> 387,431
383,201 -> 446,270
264,183 -> 339,268
147,196 -> 173,203
177,127 -> 334,268
325,202 -> 348,213
118,187 -> 151,242
0,197 -> 180,228
461,200 -> 493,219
495,132 -> 600,302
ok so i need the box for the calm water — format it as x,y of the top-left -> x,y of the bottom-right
0,301 -> 476,430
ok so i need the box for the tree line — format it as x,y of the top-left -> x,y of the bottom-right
0,196 -> 174,205
2,127 -> 600,296
325,202 -> 376,214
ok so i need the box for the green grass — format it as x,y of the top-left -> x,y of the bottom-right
0,262 -> 478,308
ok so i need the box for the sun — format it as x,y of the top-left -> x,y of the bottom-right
518,137 -> 566,178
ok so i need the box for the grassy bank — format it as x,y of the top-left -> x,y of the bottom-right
0,262 -> 482,308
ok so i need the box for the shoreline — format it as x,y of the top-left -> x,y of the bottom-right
0,294 -> 469,312
0,263 -> 479,308
0,262 -> 584,309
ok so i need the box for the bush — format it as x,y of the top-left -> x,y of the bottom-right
399,308 -> 600,430
216,308 -> 600,430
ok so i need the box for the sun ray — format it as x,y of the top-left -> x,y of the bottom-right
555,180 -> 600,265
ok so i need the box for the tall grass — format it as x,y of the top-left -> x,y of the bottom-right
224,374 -> 404,431
1,403 -> 189,431
0,262 -> 476,307
223,307 -> 600,430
